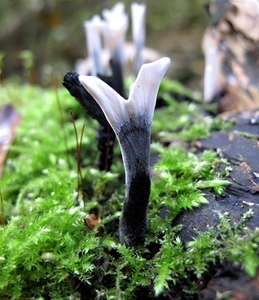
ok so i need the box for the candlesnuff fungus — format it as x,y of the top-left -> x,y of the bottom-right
63,68 -> 117,171
131,3 -> 146,76
79,57 -> 170,247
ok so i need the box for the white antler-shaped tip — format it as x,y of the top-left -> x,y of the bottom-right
102,2 -> 128,64
131,2 -> 146,75
79,57 -> 170,131
127,57 -> 170,120
78,75 -> 127,130
102,2 -> 125,22
131,3 -> 146,45
83,15 -> 105,76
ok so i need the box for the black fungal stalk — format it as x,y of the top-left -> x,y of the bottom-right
63,63 -> 121,171
79,57 -> 170,247
117,116 -> 151,246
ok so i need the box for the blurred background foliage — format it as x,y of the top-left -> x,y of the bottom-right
0,0 -> 209,87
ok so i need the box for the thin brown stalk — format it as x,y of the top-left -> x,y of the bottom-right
0,188 -> 5,228
54,79 -> 71,167
56,261 -> 75,300
79,120 -> 86,202
70,111 -> 85,204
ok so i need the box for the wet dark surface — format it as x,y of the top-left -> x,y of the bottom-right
172,112 -> 259,299
197,129 -> 259,227
173,125 -> 259,243
200,265 -> 259,300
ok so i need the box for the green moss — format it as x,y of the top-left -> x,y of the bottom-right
150,146 -> 229,221
152,79 -> 233,146
0,79 -> 258,299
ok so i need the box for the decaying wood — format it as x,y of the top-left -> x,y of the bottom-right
200,266 -> 259,300
172,107 -> 259,239
202,0 -> 259,115
179,109 -> 259,299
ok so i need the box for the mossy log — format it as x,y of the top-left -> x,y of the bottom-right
173,109 -> 259,299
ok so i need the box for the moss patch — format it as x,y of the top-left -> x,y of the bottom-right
0,79 -> 258,299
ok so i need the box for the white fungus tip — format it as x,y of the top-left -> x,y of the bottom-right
79,57 -> 170,132
127,57 -> 171,121
79,75 -> 126,130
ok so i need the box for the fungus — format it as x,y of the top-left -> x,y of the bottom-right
64,3 -> 129,171
102,2 -> 128,68
131,2 -> 146,76
83,15 -> 104,76
79,57 -> 170,247
63,70 -> 116,171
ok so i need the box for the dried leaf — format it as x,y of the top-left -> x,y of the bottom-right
84,214 -> 103,236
